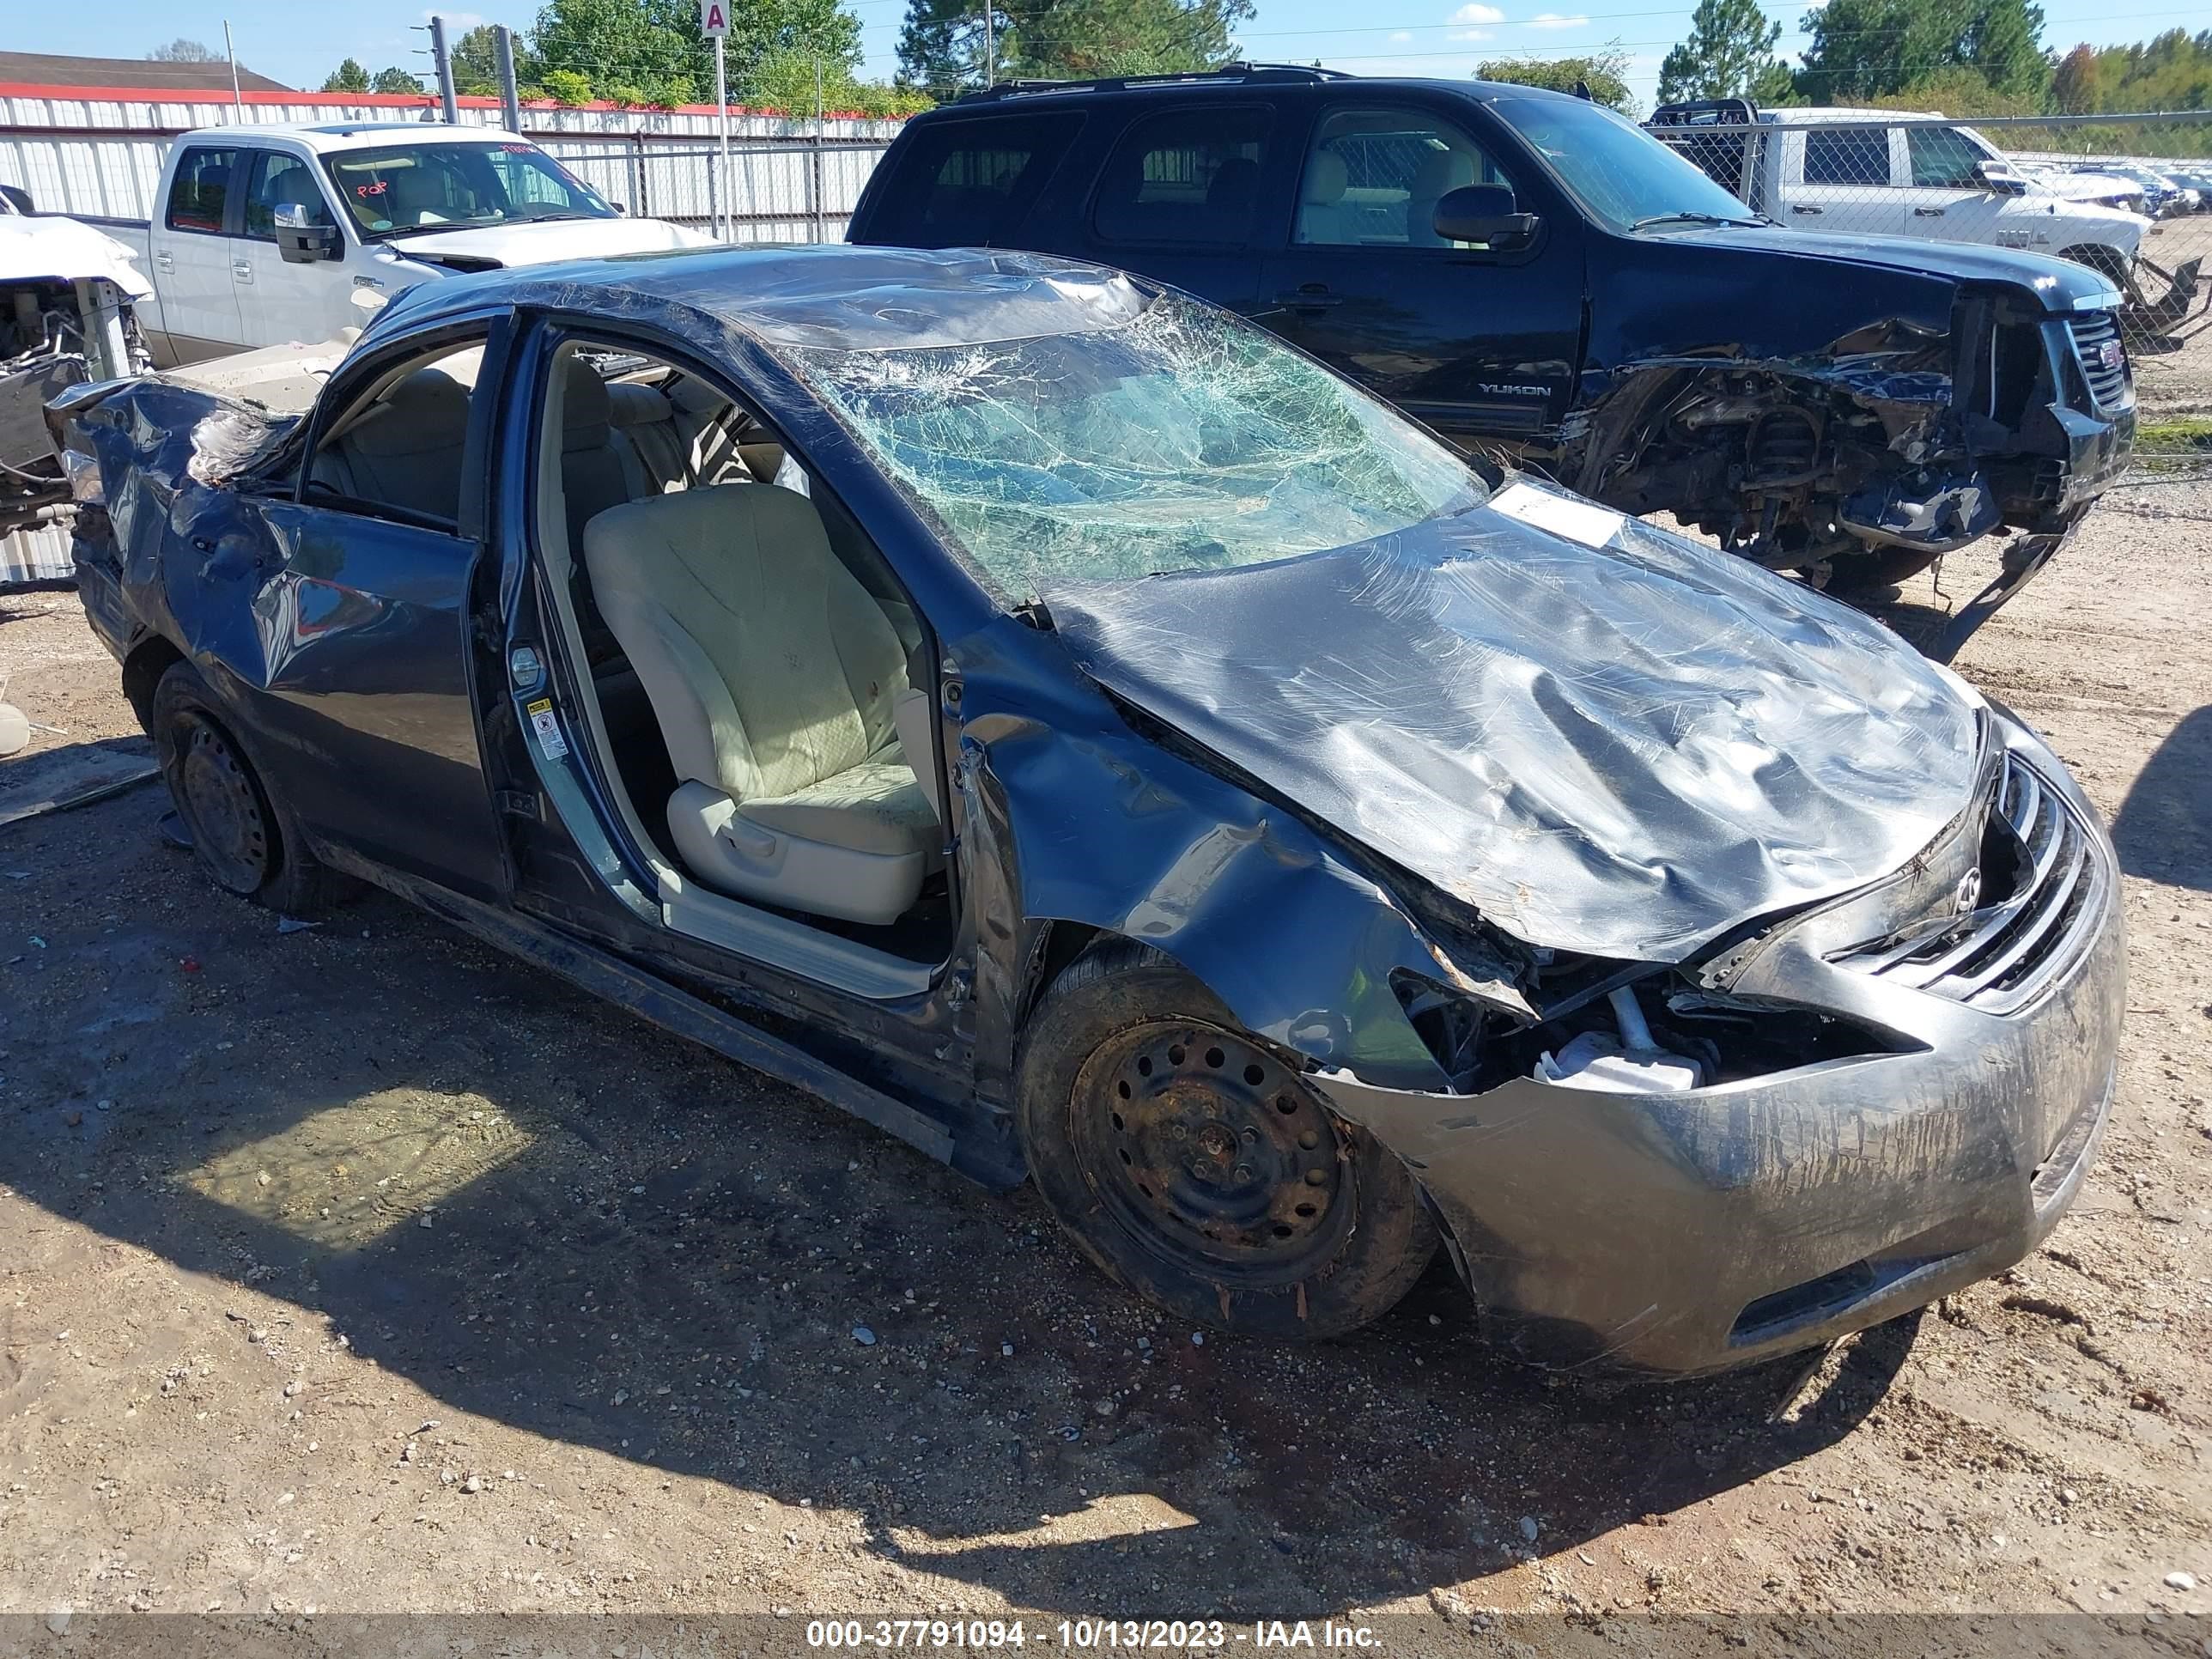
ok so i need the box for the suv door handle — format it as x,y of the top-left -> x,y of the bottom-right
1791,204 -> 1823,215
1913,205 -> 1946,216
1275,285 -> 1342,309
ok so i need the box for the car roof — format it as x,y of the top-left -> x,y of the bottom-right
373,243 -> 1159,353
919,71 -> 1590,117
175,122 -> 532,151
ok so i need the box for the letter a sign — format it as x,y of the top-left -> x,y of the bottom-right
700,0 -> 729,34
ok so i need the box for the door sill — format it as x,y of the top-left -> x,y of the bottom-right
660,877 -> 934,1002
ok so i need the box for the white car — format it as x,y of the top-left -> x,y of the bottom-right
1650,102 -> 2157,297
94,123 -> 714,367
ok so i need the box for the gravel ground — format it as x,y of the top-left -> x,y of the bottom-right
0,484 -> 2209,1646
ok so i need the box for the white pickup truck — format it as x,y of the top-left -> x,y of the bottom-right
87,122 -> 713,368
1647,100 -> 2202,339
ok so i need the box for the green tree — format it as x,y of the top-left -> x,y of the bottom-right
321,58 -> 373,94
147,39 -> 219,61
1657,0 -> 1791,106
531,0 -> 862,107
750,49 -> 933,116
449,24 -> 543,96
1476,44 -> 1638,115
371,66 -> 425,94
895,0 -> 1248,98
1793,0 -> 2048,106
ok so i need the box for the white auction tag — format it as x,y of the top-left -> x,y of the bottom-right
1486,481 -> 1626,549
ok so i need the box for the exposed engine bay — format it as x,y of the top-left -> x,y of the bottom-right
1569,294 -> 2135,597
1,209 -> 152,540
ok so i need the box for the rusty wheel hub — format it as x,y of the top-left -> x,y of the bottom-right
1073,1021 -> 1348,1279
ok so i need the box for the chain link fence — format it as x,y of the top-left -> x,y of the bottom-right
521,132 -> 894,245
1648,108 -> 2212,482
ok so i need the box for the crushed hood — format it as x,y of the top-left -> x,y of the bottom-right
387,216 -> 713,270
1041,480 -> 1983,963
0,214 -> 151,297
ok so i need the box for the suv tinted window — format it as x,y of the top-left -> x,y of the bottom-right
1802,128 -> 1889,187
871,115 -> 1082,245
1094,106 -> 1272,246
166,146 -> 240,234
1908,125 -> 1983,188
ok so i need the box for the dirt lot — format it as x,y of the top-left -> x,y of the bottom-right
1,485 -> 2209,1648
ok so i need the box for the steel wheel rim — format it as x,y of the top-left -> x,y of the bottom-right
173,714 -> 270,894
1071,1019 -> 1351,1285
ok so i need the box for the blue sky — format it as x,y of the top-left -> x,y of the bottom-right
16,0 -> 2208,112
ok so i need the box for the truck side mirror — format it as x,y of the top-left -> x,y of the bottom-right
0,184 -> 33,214
276,223 -> 343,264
1433,185 -> 1540,248
1973,160 -> 2028,198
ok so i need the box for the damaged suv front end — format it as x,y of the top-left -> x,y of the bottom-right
1572,228 -> 2136,643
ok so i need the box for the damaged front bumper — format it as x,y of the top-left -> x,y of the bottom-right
1316,725 -> 2125,1377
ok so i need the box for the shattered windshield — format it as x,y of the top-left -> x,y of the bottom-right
782,295 -> 1482,601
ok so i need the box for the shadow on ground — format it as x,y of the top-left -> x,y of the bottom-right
0,787 -> 1909,1617
2113,702 -> 2212,890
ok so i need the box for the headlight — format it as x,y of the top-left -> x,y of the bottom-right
60,446 -> 102,506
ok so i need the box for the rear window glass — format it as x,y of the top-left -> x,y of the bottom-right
872,115 -> 1082,245
166,146 -> 240,233
1802,128 -> 1889,187
1093,106 -> 1273,246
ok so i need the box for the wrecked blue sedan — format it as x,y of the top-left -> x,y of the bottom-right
54,245 -> 2122,1375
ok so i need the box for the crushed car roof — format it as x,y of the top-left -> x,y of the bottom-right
372,245 -> 1156,352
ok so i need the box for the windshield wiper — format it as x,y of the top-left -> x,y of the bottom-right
1627,210 -> 1766,231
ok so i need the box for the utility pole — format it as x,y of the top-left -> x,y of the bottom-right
429,15 -> 459,125
495,25 -> 523,132
222,21 -> 243,121
982,1 -> 995,88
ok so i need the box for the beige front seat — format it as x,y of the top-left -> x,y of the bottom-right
1296,150 -> 1352,245
581,483 -> 941,926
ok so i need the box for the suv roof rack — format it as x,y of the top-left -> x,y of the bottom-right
954,63 -> 1355,104
1648,97 -> 1760,126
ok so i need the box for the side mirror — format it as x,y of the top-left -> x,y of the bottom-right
1433,184 -> 1540,248
609,200 -> 629,216
276,222 -> 343,264
1974,159 -> 2028,197
0,183 -> 33,214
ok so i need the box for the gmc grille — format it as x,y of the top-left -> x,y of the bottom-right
2067,312 -> 2130,413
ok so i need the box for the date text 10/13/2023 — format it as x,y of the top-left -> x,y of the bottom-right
805,1620 -> 1383,1650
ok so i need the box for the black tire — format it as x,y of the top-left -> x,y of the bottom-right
1016,940 -> 1438,1340
149,661 -> 355,916
1824,545 -> 1942,595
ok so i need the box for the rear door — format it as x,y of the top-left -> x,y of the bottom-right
1256,94 -> 1586,444
1082,103 -> 1282,313
235,148 -> 352,349
147,144 -> 246,361
224,320 -> 514,897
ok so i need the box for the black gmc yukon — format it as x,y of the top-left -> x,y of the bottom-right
849,66 -> 2136,639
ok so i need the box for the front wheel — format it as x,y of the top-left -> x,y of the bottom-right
1016,942 -> 1438,1340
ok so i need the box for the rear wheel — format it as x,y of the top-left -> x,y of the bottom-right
1016,942 -> 1437,1340
150,661 -> 353,916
